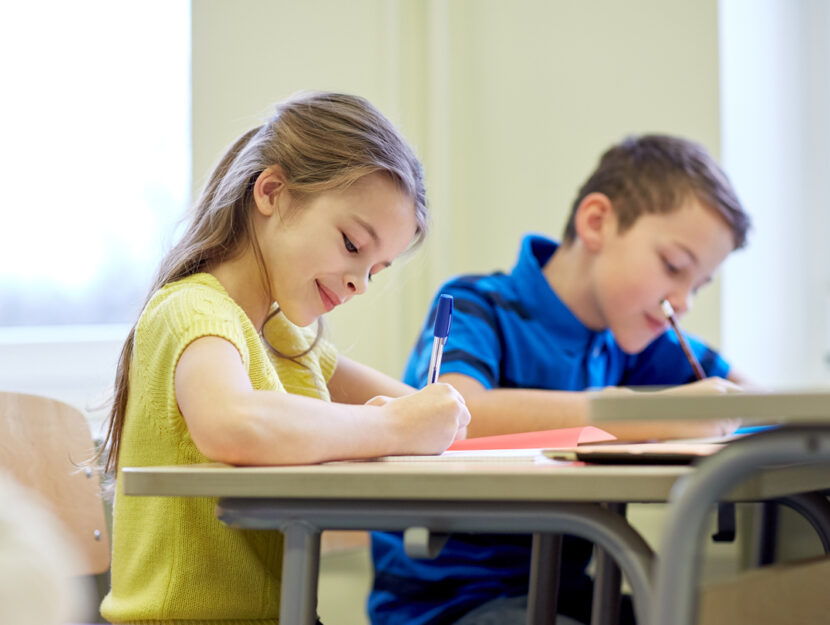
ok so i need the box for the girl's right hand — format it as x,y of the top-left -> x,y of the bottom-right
371,383 -> 471,455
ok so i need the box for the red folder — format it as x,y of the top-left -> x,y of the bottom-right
447,426 -> 616,451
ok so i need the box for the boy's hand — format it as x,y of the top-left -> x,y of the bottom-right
660,376 -> 744,395
371,383 -> 471,454
600,377 -> 745,441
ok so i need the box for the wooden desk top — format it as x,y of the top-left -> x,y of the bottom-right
122,459 -> 830,504
589,390 -> 830,424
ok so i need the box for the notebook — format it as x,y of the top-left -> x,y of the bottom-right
371,426 -> 616,463
544,441 -> 726,465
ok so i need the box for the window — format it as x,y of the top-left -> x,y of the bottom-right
0,1 -> 190,327
0,1 -> 190,432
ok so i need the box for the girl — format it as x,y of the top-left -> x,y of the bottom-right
98,92 -> 470,623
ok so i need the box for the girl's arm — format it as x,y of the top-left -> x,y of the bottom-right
175,336 -> 468,466
327,355 -> 415,404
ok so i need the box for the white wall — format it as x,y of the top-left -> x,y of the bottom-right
192,0 -> 726,380
720,0 -> 830,388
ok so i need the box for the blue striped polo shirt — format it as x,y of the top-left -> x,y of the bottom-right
368,234 -> 729,625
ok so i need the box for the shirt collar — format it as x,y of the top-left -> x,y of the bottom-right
510,233 -> 612,354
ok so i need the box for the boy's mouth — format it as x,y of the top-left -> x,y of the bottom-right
644,311 -> 668,334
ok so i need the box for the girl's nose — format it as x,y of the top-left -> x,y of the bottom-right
345,271 -> 368,296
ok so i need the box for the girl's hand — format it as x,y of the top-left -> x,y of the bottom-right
372,383 -> 471,455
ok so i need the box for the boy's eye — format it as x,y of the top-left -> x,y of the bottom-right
342,233 -> 358,253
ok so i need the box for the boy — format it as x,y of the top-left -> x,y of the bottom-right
369,135 -> 751,625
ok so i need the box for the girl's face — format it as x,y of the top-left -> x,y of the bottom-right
258,171 -> 418,327
588,196 -> 734,353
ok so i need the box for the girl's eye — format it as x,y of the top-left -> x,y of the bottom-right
662,258 -> 680,275
342,233 -> 358,253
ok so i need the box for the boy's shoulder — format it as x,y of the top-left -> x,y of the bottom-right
440,271 -> 525,312
443,271 -> 512,293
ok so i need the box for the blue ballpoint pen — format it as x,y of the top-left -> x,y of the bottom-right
427,294 -> 454,384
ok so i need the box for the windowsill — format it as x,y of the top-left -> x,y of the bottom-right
0,323 -> 132,345
0,324 -> 131,436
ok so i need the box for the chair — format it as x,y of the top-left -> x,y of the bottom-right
0,390 -> 110,622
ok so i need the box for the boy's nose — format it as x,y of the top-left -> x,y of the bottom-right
668,290 -> 693,317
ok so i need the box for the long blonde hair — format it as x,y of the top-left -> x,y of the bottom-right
98,92 -> 427,474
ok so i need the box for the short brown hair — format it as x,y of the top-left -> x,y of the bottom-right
562,134 -> 750,248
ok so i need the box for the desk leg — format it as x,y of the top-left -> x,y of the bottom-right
652,427 -> 830,625
779,491 -> 830,553
591,503 -> 626,625
280,521 -> 321,625
754,492 -> 830,567
753,501 -> 779,566
527,532 -> 562,625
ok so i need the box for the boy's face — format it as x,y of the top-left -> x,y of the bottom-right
589,196 -> 734,354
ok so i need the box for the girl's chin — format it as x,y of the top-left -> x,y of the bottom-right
277,304 -> 320,329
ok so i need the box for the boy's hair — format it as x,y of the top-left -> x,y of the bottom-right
562,134 -> 750,249
98,92 -> 427,475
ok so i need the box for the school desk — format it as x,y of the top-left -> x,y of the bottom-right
588,391 -> 830,625
122,454 -> 830,625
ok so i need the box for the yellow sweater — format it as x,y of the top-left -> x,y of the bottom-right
101,273 -> 337,624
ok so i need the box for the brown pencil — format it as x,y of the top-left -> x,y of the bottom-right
660,299 -> 706,380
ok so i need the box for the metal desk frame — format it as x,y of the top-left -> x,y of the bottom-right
123,456 -> 830,625
652,426 -> 830,625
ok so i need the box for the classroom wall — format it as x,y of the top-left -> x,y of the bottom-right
192,6 -> 732,623
720,0 -> 830,388
191,0 -> 725,379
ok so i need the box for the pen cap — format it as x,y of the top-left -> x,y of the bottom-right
433,294 -> 454,339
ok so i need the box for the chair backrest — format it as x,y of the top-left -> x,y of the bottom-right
0,391 -> 110,575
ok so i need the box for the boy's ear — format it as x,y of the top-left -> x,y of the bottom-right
573,192 -> 615,252
253,166 -> 288,217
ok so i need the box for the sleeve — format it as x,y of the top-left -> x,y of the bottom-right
137,285 -> 250,433
620,329 -> 730,387
403,278 -> 503,389
157,287 -> 249,366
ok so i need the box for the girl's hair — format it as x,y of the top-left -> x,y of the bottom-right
562,134 -> 751,249
98,92 -> 427,475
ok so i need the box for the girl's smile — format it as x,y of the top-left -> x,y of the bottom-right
316,280 -> 342,313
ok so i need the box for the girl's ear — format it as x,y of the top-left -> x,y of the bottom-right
253,166 -> 288,217
573,192 -> 615,253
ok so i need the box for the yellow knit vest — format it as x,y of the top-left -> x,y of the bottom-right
101,273 -> 337,624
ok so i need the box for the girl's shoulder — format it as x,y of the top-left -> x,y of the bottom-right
139,273 -> 250,337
